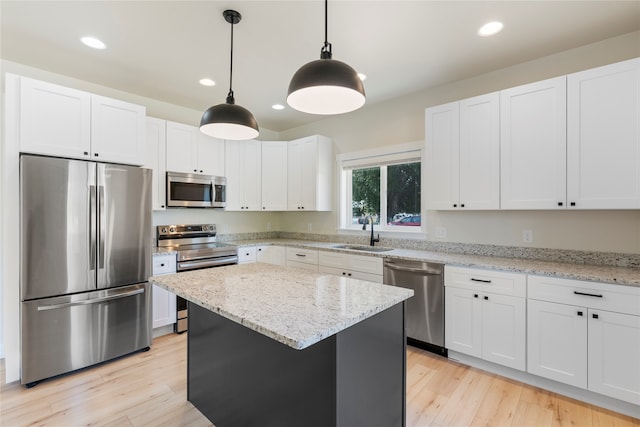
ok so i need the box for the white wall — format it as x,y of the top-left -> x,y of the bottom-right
279,31 -> 640,254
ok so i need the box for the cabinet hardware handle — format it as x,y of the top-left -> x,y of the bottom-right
461,204 -> 465,208
577,311 -> 583,316
573,291 -> 603,298
473,294 -> 478,298
83,151 -> 89,155
483,296 -> 489,300
161,205 -> 165,208
342,272 -> 346,275
570,202 -> 576,206
558,202 -> 563,206
263,207 -> 266,210
453,204 -> 457,208
471,278 -> 492,284
295,254 -> 306,257
194,169 -> 197,172
348,273 -> 352,276
94,153 -> 99,157
258,248 -> 262,252
592,313 -> 599,319
160,263 -> 165,267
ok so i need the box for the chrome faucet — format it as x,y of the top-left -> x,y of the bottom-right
362,215 -> 380,246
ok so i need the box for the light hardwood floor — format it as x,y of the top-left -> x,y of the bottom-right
1,333 -> 638,426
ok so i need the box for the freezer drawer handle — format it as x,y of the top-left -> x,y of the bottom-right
384,263 -> 441,275
37,288 -> 144,311
573,291 -> 603,298
470,278 -> 492,284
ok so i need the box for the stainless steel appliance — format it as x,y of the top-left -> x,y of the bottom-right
166,172 -> 226,208
20,154 -> 152,387
156,224 -> 237,332
383,259 -> 446,356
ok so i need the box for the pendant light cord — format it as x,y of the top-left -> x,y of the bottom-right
321,0 -> 332,59
227,18 -> 235,104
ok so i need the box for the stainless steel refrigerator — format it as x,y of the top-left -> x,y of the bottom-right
20,154 -> 152,386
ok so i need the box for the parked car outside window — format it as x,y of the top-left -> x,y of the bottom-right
391,215 -> 421,226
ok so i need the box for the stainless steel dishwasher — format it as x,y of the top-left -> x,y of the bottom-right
384,259 -> 446,356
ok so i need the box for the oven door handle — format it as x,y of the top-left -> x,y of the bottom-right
180,252 -> 237,262
177,256 -> 238,271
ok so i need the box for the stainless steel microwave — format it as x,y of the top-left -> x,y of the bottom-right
166,172 -> 226,208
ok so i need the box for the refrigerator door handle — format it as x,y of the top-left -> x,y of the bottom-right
98,185 -> 105,269
37,288 -> 145,311
89,185 -> 97,270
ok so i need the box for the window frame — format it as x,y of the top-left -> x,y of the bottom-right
337,141 -> 425,235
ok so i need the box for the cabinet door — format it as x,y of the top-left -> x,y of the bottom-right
197,133 -> 225,176
300,137 -> 319,210
527,299 -> 587,388
459,93 -> 500,210
166,121 -> 198,173
425,102 -> 460,210
261,141 -> 288,211
445,287 -> 481,358
224,141 -> 243,210
588,309 -> 640,404
241,140 -> 262,211
481,293 -> 526,370
145,117 -> 167,210
238,246 -> 257,264
257,245 -> 286,266
287,139 -> 304,210
567,58 -> 640,209
91,95 -> 145,165
501,77 -> 567,209
152,285 -> 177,329
19,76 -> 91,159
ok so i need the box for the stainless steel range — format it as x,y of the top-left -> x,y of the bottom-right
157,224 -> 238,332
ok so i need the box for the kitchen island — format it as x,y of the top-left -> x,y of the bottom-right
150,263 -> 413,427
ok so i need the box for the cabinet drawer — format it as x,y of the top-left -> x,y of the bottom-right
348,254 -> 383,275
528,275 -> 640,316
445,266 -> 526,297
238,246 -> 257,263
318,266 -> 383,283
287,260 -> 319,272
153,254 -> 176,275
286,247 -> 318,265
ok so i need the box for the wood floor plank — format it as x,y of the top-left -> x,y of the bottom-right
1,335 -> 638,426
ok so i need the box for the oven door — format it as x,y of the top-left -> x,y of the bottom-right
166,172 -> 214,208
177,255 -> 239,272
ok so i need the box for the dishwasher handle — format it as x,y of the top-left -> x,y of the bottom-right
384,262 -> 442,275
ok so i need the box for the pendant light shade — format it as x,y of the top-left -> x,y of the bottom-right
287,0 -> 365,115
200,10 -> 259,140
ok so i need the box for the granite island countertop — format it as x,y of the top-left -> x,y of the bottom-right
150,262 -> 414,350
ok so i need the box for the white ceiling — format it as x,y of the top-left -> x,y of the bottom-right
2,1 -> 639,132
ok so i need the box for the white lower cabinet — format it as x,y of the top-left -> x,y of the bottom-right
152,254 -> 177,329
238,246 -> 257,264
286,247 -> 318,272
527,275 -> 640,405
256,245 -> 286,266
318,251 -> 383,283
445,266 -> 526,371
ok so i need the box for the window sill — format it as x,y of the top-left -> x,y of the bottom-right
337,228 -> 428,240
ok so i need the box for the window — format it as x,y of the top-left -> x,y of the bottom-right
339,143 -> 422,232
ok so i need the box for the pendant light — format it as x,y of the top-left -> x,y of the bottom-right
287,0 -> 365,115
200,10 -> 259,141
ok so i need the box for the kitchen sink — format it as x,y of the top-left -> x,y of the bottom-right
332,244 -> 394,253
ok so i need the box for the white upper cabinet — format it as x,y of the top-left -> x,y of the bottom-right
166,121 -> 224,176
425,93 -> 499,210
17,76 -> 145,165
287,135 -> 332,211
261,141 -> 288,211
567,58 -> 640,209
144,117 -> 167,210
500,77 -> 567,209
91,95 -> 146,165
425,102 -> 459,210
225,139 -> 262,211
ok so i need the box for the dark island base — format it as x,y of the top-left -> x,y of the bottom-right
188,302 -> 407,427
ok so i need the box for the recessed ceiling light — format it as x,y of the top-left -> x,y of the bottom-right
478,21 -> 504,37
357,73 -> 367,81
81,36 -> 106,49
272,104 -> 285,110
199,78 -> 216,87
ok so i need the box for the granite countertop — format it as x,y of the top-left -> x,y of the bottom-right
226,239 -> 640,287
150,263 -> 413,350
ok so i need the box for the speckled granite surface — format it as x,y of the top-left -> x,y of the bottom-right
223,239 -> 640,287
150,263 -> 413,350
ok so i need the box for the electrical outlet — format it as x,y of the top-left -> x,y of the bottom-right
435,226 -> 447,239
522,229 -> 533,243
307,223 -> 313,232
266,222 -> 272,231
